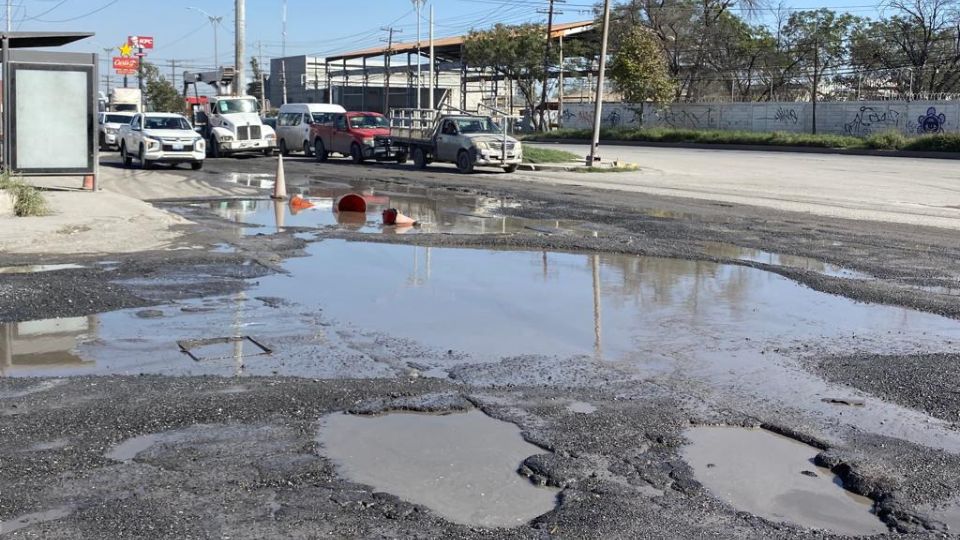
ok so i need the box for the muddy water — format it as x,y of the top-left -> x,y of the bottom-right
5,241 -> 960,451
683,426 -> 884,535
185,181 -> 585,236
703,242 -> 869,279
318,410 -> 559,528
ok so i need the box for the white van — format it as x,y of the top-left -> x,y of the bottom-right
276,103 -> 346,156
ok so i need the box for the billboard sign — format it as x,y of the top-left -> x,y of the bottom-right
113,56 -> 138,70
128,36 -> 154,49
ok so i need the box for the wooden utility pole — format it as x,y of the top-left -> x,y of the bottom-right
812,36 -> 819,134
169,59 -> 177,90
382,27 -> 400,114
587,0 -> 612,166
538,0 -> 563,130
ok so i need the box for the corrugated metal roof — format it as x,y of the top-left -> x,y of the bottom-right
326,20 -> 594,62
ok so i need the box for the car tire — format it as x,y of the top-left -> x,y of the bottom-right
263,147 -> 274,157
350,143 -> 364,164
503,164 -> 519,173
191,161 -> 203,170
210,137 -> 221,158
279,139 -> 289,156
456,150 -> 474,174
395,151 -> 408,164
315,140 -> 328,162
139,145 -> 152,170
120,143 -> 132,167
303,140 -> 313,157
412,147 -> 427,169
99,134 -> 107,152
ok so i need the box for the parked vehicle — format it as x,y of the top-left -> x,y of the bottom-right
117,112 -> 206,170
383,110 -> 522,173
310,112 -> 396,164
182,68 -> 277,158
98,111 -> 136,151
277,103 -> 345,156
108,88 -> 142,113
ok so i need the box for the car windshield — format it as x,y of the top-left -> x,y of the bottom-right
105,114 -> 132,124
349,115 -> 389,129
217,99 -> 258,114
454,117 -> 500,134
144,116 -> 191,130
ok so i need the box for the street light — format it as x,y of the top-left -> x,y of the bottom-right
412,0 -> 426,109
188,6 -> 224,69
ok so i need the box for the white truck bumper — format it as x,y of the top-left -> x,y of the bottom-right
222,139 -> 275,152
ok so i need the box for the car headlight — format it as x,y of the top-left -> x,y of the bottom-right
105,127 -> 117,134
265,133 -> 276,140
195,139 -> 205,150
363,137 -> 375,147
144,137 -> 160,149
475,141 -> 489,150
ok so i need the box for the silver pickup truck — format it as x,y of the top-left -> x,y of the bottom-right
381,110 -> 523,173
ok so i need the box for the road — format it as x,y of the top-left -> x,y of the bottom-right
528,143 -> 960,229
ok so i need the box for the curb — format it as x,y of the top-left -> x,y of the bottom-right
525,139 -> 960,160
518,163 -> 584,172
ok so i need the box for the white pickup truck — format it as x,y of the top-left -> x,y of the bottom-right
118,113 -> 206,170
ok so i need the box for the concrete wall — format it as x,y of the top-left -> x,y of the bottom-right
561,101 -> 959,137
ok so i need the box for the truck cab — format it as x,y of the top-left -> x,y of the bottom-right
197,96 -> 277,157
311,112 -> 394,164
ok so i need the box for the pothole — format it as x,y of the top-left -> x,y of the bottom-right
0,506 -> 74,535
682,426 -> 885,535
703,242 -> 869,279
0,263 -> 86,274
317,410 -> 559,528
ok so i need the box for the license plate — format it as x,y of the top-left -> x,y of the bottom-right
172,144 -> 184,151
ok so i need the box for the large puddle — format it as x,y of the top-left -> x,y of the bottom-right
317,410 -> 558,528
4,241 -> 960,452
179,181 -> 588,236
683,426 -> 885,535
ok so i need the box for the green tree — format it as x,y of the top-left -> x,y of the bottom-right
609,27 -> 674,124
141,62 -> 184,113
464,23 -> 558,130
781,9 -> 860,100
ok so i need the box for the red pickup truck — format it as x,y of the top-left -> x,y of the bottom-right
310,111 -> 401,164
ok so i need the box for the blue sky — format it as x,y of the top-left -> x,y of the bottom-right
11,0 -> 883,76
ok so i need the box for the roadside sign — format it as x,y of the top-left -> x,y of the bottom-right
134,52 -> 146,58
115,68 -> 137,75
113,56 -> 139,70
128,35 -> 154,49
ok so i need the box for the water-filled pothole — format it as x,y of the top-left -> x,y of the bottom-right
682,426 -> 885,535
317,410 -> 559,528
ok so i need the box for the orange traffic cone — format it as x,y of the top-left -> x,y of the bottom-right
82,175 -> 95,191
382,208 -> 418,226
272,154 -> 288,200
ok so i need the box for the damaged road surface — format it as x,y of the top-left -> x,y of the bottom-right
3,161 -> 960,538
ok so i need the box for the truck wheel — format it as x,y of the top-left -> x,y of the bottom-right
350,143 -> 364,164
412,147 -> 427,169
395,151 -> 408,164
263,147 -> 274,157
191,161 -> 203,170
139,145 -> 152,170
503,164 -> 519,173
99,134 -> 107,152
120,143 -> 132,167
303,140 -> 313,157
279,139 -> 289,156
456,150 -> 475,174
315,140 -> 328,162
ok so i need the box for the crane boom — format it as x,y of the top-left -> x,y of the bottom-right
182,67 -> 237,96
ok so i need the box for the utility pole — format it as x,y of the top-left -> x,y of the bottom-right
429,4 -> 435,110
587,0 -> 611,166
811,36 -> 819,134
411,0 -> 426,109
538,0 -> 563,131
103,48 -> 115,94
169,59 -> 178,90
558,35 -> 564,128
235,0 -> 245,96
258,41 -> 267,112
280,0 -> 287,105
382,27 -> 400,113
187,8 -> 222,68
6,0 -> 11,32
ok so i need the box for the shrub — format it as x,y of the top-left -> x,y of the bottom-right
0,171 -> 48,217
864,130 -> 907,150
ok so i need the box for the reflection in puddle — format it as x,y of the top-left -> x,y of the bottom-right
703,243 -> 869,279
683,426 -> 885,535
0,317 -> 95,376
181,181 -> 583,236
318,410 -> 559,528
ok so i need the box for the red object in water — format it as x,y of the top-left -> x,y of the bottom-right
382,208 -> 418,226
336,193 -> 367,213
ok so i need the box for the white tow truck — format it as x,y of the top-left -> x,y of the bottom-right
182,67 -> 276,158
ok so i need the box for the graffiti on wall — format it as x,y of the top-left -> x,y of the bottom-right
762,106 -> 800,125
653,107 -> 717,129
843,106 -> 904,136
917,107 -> 946,134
